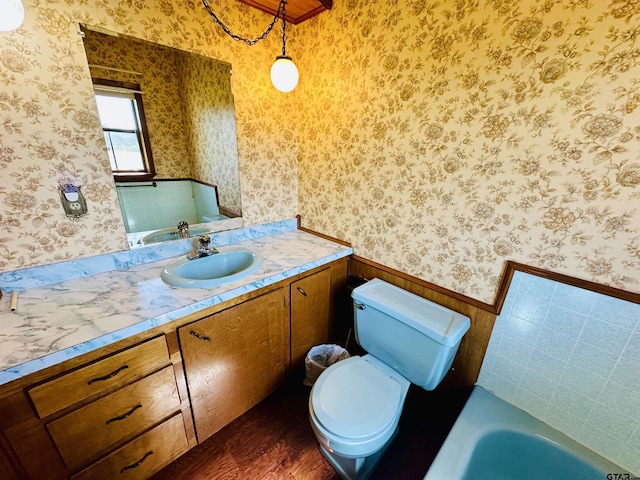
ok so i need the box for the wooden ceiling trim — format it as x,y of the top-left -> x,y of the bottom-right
237,0 -> 332,24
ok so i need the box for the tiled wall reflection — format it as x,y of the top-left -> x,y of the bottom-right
192,182 -> 220,220
477,271 -> 640,474
116,181 -> 219,233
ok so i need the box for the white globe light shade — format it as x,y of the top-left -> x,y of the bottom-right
270,56 -> 299,93
0,0 -> 25,32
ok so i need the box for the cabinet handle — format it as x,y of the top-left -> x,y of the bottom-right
190,330 -> 212,341
106,404 -> 142,425
120,451 -> 153,473
297,287 -> 307,297
87,365 -> 129,385
354,302 -> 366,310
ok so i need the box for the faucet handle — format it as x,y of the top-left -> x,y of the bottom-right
177,220 -> 189,239
186,234 -> 217,260
197,234 -> 211,249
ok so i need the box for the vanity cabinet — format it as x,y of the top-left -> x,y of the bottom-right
178,259 -> 348,444
0,335 -> 190,480
34,336 -> 186,475
0,436 -> 20,480
179,287 -> 289,442
47,365 -> 181,470
290,267 -> 333,372
0,256 -> 349,480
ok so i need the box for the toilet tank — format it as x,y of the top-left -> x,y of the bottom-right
351,278 -> 470,390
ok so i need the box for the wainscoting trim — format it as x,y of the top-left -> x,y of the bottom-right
500,261 -> 640,307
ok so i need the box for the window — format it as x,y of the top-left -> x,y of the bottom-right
93,80 -> 155,181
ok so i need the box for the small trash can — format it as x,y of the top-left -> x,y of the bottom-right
303,344 -> 350,386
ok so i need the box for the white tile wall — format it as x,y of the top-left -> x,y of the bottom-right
116,181 -> 200,232
192,181 -> 220,220
477,270 -> 640,475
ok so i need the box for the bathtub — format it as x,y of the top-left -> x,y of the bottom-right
424,386 -> 631,480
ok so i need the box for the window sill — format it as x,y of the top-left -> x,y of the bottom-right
113,173 -> 156,183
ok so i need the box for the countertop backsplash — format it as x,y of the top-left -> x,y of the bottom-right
0,219 -> 298,292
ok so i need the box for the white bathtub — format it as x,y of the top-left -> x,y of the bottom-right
424,386 -> 631,480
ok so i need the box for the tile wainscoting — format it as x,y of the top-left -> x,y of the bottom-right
478,270 -> 640,475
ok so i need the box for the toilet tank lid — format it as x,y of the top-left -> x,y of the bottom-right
352,278 -> 471,347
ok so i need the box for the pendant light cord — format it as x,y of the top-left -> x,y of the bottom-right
201,0 -> 287,47
280,1 -> 288,56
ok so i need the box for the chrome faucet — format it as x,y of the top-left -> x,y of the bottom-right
187,234 -> 219,260
177,220 -> 190,239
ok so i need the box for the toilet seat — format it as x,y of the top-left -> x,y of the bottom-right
311,356 -> 404,441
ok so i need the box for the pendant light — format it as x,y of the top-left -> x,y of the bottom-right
270,56 -> 298,92
270,3 -> 298,92
0,0 -> 25,32
201,0 -> 298,92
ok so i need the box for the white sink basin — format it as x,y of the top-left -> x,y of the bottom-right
138,225 -> 213,245
160,246 -> 263,288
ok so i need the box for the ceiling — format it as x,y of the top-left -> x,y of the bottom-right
237,0 -> 332,24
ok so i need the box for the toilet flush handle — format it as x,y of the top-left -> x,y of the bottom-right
354,302 -> 366,310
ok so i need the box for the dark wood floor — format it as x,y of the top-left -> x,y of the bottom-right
151,379 -> 470,480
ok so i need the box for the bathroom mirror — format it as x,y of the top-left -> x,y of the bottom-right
81,26 -> 242,246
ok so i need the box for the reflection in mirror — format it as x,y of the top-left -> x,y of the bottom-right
80,26 -> 243,247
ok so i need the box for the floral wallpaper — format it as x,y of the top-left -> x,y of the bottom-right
176,50 -> 242,214
0,0 -> 296,272
84,28 -> 194,179
295,0 -> 640,304
1,0 -> 638,305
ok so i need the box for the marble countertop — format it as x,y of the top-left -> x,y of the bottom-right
0,230 -> 352,386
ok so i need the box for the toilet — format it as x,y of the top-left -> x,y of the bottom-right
308,278 -> 471,480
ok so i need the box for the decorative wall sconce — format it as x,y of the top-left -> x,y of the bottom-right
202,0 -> 298,92
0,0 -> 25,32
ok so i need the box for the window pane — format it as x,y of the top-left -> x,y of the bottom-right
105,131 -> 144,171
103,132 -> 117,170
95,94 -> 138,130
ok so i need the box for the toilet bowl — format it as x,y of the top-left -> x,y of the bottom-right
308,278 -> 470,480
309,355 -> 410,480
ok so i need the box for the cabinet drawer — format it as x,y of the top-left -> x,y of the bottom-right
47,365 -> 180,470
28,335 -> 170,418
71,413 -> 188,480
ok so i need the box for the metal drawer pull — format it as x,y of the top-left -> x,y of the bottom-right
189,330 -> 211,342
190,330 -> 212,341
354,303 -> 366,310
297,287 -> 307,296
106,404 -> 142,425
120,451 -> 153,473
87,365 -> 129,385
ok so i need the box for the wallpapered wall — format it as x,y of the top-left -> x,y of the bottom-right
0,0 -> 296,272
1,0 -> 639,305
176,49 -> 242,214
296,0 -> 640,304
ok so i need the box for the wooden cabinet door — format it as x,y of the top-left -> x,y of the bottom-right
179,288 -> 289,443
0,438 -> 21,480
290,268 -> 332,371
